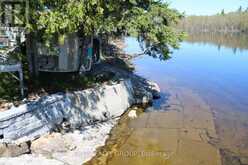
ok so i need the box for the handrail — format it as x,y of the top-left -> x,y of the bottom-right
0,46 -> 24,97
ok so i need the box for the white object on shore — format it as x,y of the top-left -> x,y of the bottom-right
0,154 -> 64,165
128,110 -> 137,119
0,120 -> 117,165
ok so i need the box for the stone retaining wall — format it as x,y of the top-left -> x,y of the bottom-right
0,80 -> 135,143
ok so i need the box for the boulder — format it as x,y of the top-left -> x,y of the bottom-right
0,142 -> 30,157
0,79 -> 135,143
31,133 -> 76,156
128,110 -> 137,119
134,87 -> 153,105
0,154 -> 64,165
146,80 -> 161,99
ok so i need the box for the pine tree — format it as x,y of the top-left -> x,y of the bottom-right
26,0 -> 185,59
238,6 -> 242,12
221,9 -> 225,15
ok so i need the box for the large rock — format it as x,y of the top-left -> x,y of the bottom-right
0,142 -> 30,157
0,62 -> 161,163
134,87 -> 153,105
0,154 -> 64,165
146,80 -> 161,99
29,120 -> 117,165
0,62 -> 160,145
131,77 -> 160,104
31,133 -> 76,156
89,62 -> 160,101
0,80 -> 135,143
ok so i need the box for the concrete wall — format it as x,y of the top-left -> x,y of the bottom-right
0,80 -> 135,143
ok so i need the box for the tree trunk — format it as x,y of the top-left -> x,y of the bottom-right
26,32 -> 39,77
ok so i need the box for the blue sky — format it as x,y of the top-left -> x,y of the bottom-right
168,0 -> 248,15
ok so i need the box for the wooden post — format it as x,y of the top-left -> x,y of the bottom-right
0,3 -> 4,25
24,0 -> 39,77
98,35 -> 103,61
26,33 -> 34,75
25,0 -> 29,26
18,64 -> 24,97
33,32 -> 39,76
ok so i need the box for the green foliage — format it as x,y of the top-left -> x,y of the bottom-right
125,3 -> 185,59
221,9 -> 225,16
0,47 -> 28,101
26,0 -> 184,59
0,73 -> 20,100
238,6 -> 242,13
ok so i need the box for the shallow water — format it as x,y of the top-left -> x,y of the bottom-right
87,34 -> 248,165
129,35 -> 248,164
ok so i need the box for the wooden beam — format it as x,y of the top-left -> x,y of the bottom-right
0,63 -> 21,72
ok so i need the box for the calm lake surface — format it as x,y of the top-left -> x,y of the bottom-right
124,34 -> 248,164
128,37 -> 248,112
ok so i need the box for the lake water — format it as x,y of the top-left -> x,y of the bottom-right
125,34 -> 248,165
129,37 -> 248,112
87,34 -> 248,165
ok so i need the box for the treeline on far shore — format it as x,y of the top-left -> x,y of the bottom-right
186,33 -> 248,51
177,8 -> 248,33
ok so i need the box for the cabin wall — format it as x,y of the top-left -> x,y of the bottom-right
34,34 -> 102,73
37,33 -> 82,72
58,33 -> 80,72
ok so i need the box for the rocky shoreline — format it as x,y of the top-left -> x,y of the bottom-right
0,57 -> 160,165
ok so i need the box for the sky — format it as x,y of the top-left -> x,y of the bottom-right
168,0 -> 248,15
